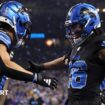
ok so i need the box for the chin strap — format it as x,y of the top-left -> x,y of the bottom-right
15,39 -> 25,48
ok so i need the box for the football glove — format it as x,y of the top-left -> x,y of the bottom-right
64,52 -> 71,64
33,73 -> 57,90
43,77 -> 57,90
27,60 -> 44,73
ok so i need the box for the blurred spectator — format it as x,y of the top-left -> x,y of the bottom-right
28,89 -> 44,105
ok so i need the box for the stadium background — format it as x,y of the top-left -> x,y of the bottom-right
1,0 -> 105,105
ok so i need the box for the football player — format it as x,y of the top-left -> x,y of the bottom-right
28,3 -> 105,105
0,1 -> 57,104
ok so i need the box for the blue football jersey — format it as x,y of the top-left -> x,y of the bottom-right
0,31 -> 12,90
100,41 -> 105,91
0,31 -> 11,49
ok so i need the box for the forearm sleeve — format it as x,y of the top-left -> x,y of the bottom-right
0,58 -> 34,82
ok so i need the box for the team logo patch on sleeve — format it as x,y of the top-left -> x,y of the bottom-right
0,32 -> 11,49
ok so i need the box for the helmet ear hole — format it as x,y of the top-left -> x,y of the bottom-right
16,17 -> 19,22
90,22 -> 94,26
19,20 -> 23,27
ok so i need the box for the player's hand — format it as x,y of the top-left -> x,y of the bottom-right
43,77 -> 57,90
33,73 -> 57,90
64,52 -> 71,65
28,60 -> 44,73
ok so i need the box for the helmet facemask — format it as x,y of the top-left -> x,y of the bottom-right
65,22 -> 84,46
15,21 -> 32,48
